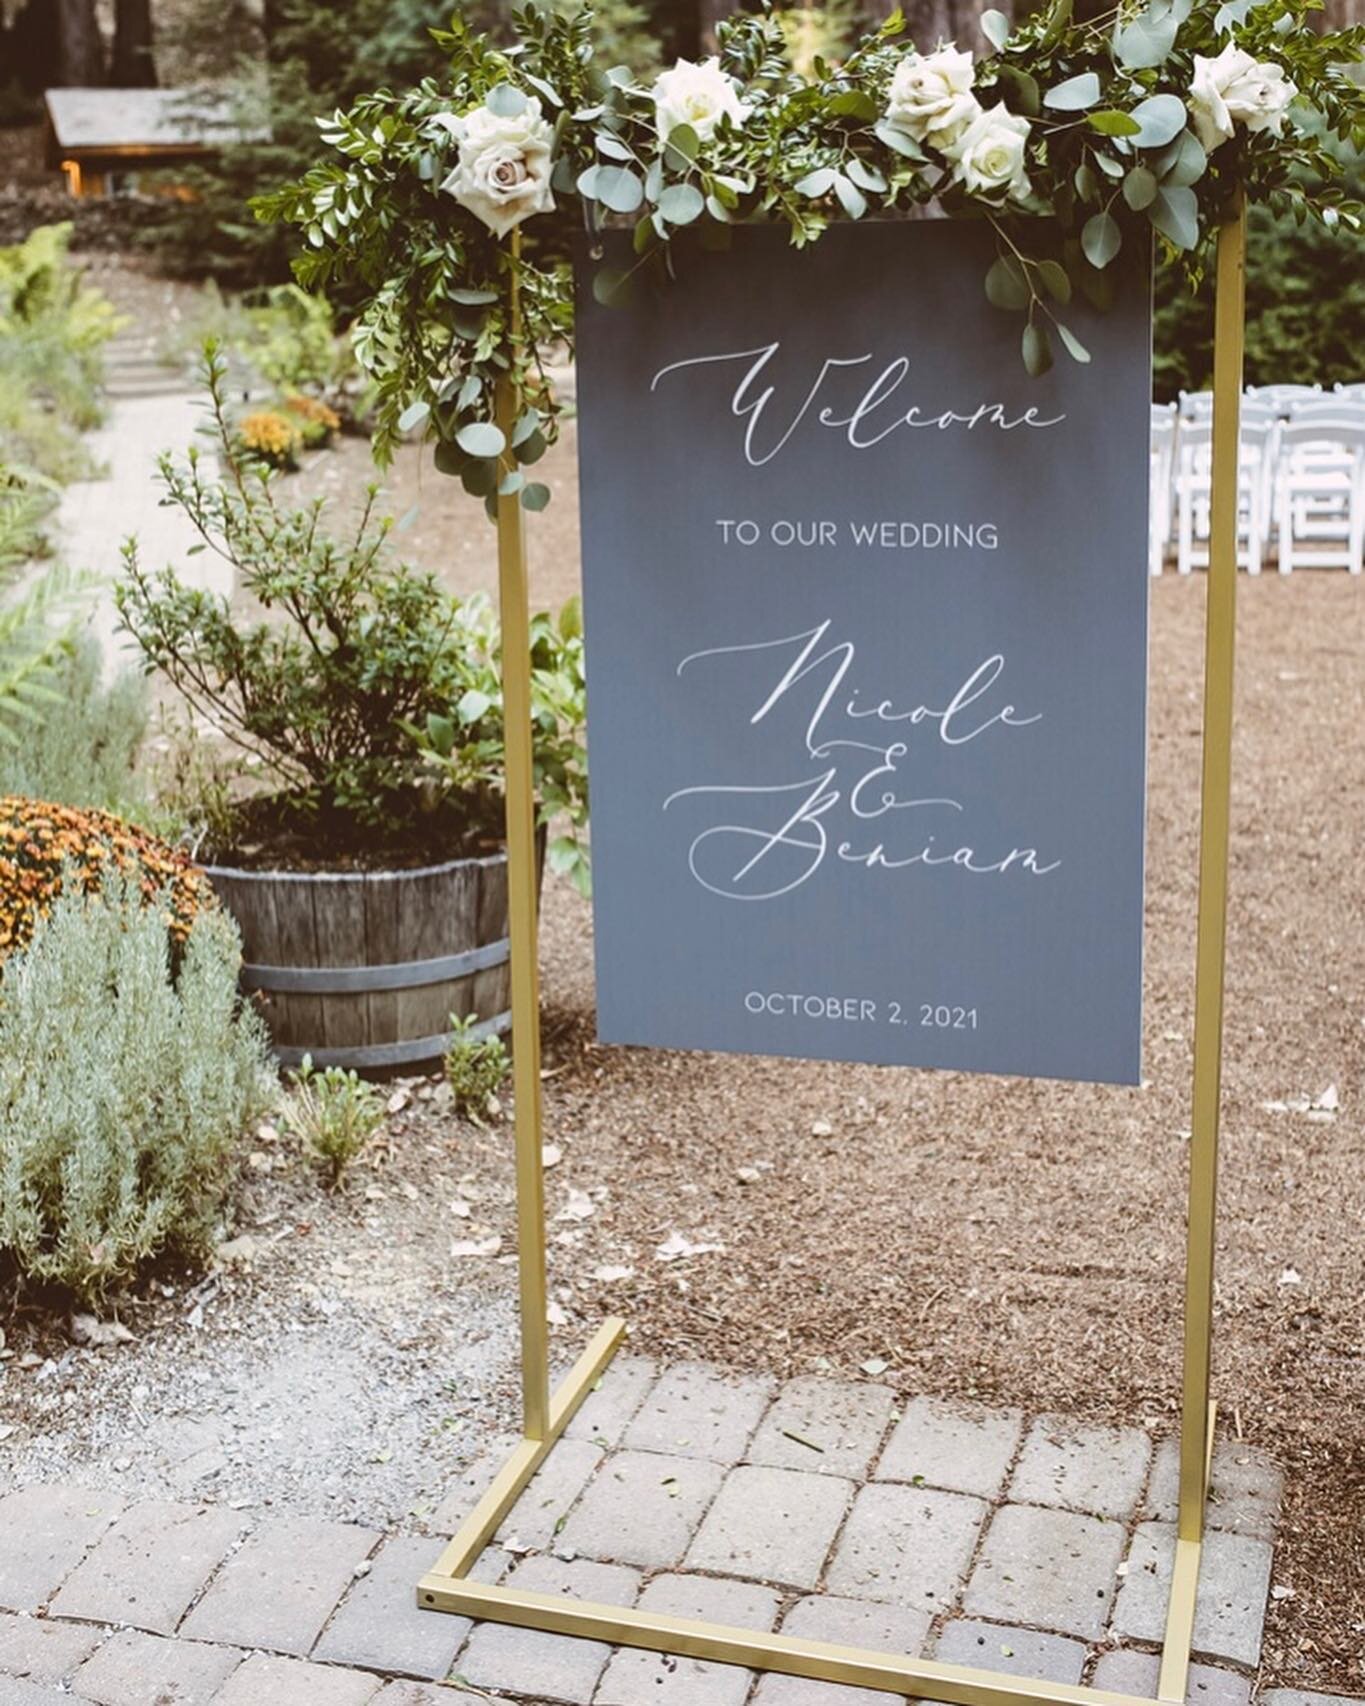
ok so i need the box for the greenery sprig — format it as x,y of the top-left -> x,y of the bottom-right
256,0 -> 1365,509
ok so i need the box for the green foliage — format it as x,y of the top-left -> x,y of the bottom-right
1155,126 -> 1365,398
410,596 -> 590,895
0,638 -> 148,816
116,345 -> 590,872
0,224 -> 120,485
257,1 -> 1365,486
444,1014 -> 510,1120
0,874 -> 274,1305
286,1055 -> 385,1184
0,473 -> 98,754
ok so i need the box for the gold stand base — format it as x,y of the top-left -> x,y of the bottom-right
418,1329 -> 1215,1706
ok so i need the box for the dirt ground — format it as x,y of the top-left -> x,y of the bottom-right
8,258 -> 1364,1691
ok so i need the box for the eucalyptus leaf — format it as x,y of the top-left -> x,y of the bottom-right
596,133 -> 634,161
521,482 -> 551,511
1038,259 -> 1071,303
846,157 -> 888,193
658,181 -> 705,223
460,458 -> 498,498
1213,0 -> 1253,29
833,173 -> 868,219
1129,93 -> 1187,147
575,164 -> 600,198
485,83 -> 528,118
1093,147 -> 1128,174
593,164 -> 645,213
995,64 -> 1041,116
592,265 -> 635,307
1087,109 -> 1142,137
1022,322 -> 1053,377
449,287 -> 500,305
1123,165 -> 1158,209
663,123 -> 699,167
511,410 -> 540,446
794,166 -> 837,197
1082,209 -> 1122,268
1149,182 -> 1199,248
1155,129 -> 1207,186
1044,72 -> 1101,111
456,421 -> 505,459
874,120 -> 924,158
981,7 -> 1010,48
829,89 -> 879,121
985,254 -> 1030,310
1114,12 -> 1178,69
397,399 -> 430,433
1054,321 -> 1092,364
1073,162 -> 1099,200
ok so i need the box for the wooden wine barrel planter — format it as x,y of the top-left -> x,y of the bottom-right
206,847 -> 527,1073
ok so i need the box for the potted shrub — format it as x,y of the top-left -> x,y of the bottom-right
115,344 -> 588,1072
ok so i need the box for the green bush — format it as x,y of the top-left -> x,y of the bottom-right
0,224 -> 120,483
0,638 -> 148,816
0,874 -> 275,1304
1155,128 -> 1365,401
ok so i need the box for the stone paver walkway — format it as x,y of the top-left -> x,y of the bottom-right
0,1359 -> 1357,1706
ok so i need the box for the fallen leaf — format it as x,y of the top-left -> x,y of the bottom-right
70,1315 -> 134,1347
543,1143 -> 563,1169
1278,1266 -> 1302,1287
450,1237 -> 502,1258
655,1231 -> 725,1262
593,1265 -> 635,1283
860,1357 -> 889,1376
556,1188 -> 596,1223
1314,1084 -> 1339,1112
386,1089 -> 411,1115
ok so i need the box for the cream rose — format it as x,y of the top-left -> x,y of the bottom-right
436,97 -> 555,238
653,56 -> 750,142
885,44 -> 980,149
946,104 -> 1032,200
1189,45 -> 1297,153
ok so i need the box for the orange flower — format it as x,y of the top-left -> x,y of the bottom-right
0,797 -> 215,964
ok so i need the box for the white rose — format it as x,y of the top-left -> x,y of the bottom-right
885,44 -> 980,149
946,104 -> 1032,201
1189,44 -> 1297,153
437,97 -> 555,238
653,56 -> 750,142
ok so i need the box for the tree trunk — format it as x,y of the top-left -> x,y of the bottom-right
111,0 -> 158,85
56,0 -> 106,84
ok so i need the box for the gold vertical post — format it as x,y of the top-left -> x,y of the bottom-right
495,237 -> 551,1442
1158,200 -> 1247,1704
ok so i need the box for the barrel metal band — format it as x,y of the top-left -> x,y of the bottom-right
241,938 -> 510,995
271,1011 -> 511,1071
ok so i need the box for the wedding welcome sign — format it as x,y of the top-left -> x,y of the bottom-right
575,220 -> 1151,1084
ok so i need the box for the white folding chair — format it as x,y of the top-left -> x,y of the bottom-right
1333,382 -> 1365,403
1248,382 -> 1322,413
1150,404 -> 1177,576
1175,417 -> 1272,575
1274,416 -> 1365,573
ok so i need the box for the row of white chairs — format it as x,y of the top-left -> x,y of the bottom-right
1151,383 -> 1365,575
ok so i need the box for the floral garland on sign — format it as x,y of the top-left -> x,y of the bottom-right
258,1 -> 1365,514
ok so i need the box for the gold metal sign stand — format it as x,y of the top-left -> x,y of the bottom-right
418,206 -> 1248,1706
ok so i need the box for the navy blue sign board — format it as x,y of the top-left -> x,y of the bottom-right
574,220 -> 1150,1085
